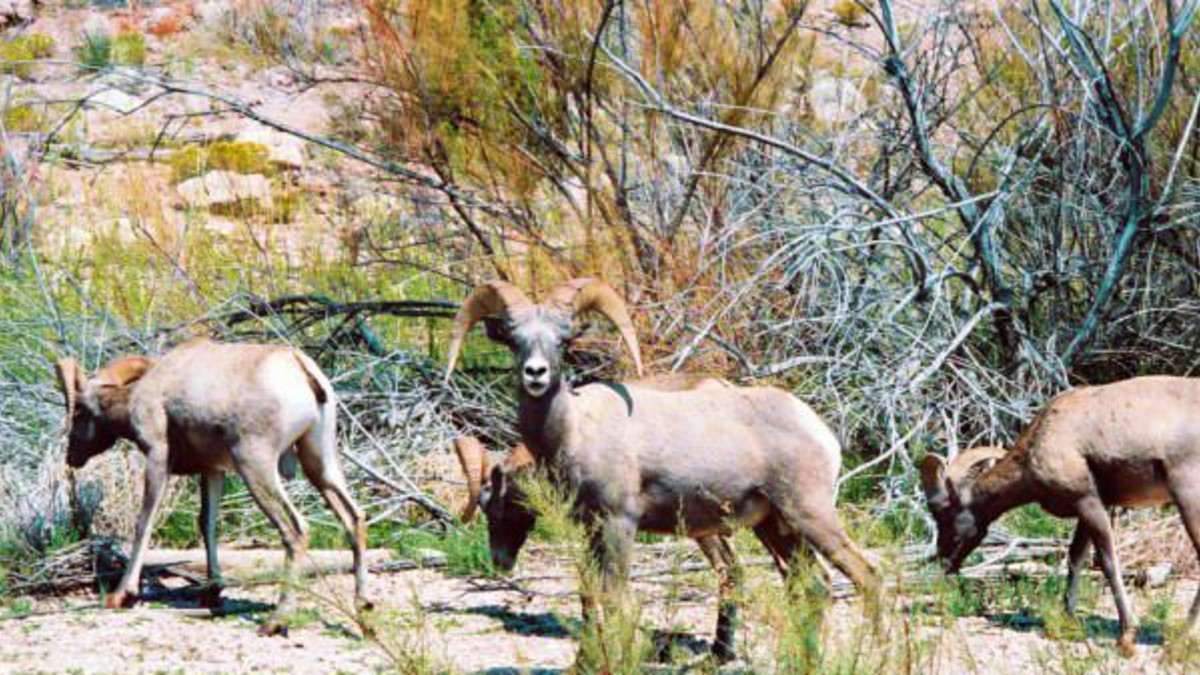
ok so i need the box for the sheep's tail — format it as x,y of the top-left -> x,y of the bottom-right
293,351 -> 330,405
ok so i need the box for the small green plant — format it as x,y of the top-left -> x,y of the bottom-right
112,31 -> 146,67
74,32 -> 113,70
396,523 -> 494,577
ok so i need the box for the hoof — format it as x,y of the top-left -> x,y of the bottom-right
198,586 -> 224,609
104,592 -> 137,609
1117,635 -> 1136,658
711,645 -> 738,664
258,618 -> 289,638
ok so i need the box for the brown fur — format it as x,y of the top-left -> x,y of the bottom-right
56,338 -> 370,633
921,376 -> 1200,655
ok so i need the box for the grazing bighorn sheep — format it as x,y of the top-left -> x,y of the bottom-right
444,279 -> 881,657
55,338 -> 369,635
455,429 -> 746,660
920,376 -> 1200,656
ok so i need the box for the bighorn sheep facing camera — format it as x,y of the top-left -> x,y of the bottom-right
921,376 -> 1200,656
444,278 -> 880,657
55,338 -> 369,635
455,428 -> 745,661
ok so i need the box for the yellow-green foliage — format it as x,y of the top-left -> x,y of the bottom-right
831,0 -> 869,27
0,40 -> 34,80
112,31 -> 146,67
24,34 -> 56,59
0,34 -> 55,80
1,104 -> 43,133
169,141 -> 274,183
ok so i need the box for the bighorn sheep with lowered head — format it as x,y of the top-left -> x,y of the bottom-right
920,376 -> 1200,656
444,278 -> 881,658
456,429 -> 747,659
55,338 -> 369,635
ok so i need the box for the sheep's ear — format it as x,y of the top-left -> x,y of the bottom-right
919,455 -> 950,505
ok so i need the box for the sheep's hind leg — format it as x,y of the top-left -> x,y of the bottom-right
697,535 -> 742,662
1064,521 -> 1091,616
198,471 -> 225,608
1077,496 -> 1137,656
234,449 -> 310,636
1166,467 -> 1200,636
295,428 -> 371,610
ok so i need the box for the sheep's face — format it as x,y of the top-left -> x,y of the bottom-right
927,496 -> 987,572
507,310 -> 574,398
480,465 -> 537,571
65,389 -> 120,468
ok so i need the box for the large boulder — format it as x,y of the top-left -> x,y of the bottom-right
176,171 -> 273,211
236,126 -> 306,170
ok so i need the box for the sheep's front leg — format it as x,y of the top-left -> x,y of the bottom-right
1064,522 -> 1091,616
107,446 -> 169,609
583,515 -> 636,623
1077,496 -> 1137,656
698,535 -> 742,663
198,471 -> 225,608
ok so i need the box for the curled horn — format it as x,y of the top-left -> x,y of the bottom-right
95,356 -> 155,387
545,278 -> 643,377
54,358 -> 83,422
444,281 -> 533,382
454,436 -> 492,522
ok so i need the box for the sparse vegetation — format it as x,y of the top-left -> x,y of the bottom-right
1,0 -> 1199,671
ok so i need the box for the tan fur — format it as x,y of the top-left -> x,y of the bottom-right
922,376 -> 1200,654
57,338 -> 370,632
447,279 -> 880,659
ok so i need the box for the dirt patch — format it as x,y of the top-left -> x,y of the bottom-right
1,545 -> 1198,674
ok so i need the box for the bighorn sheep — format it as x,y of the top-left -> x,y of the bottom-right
455,431 -> 745,659
444,278 -> 881,658
920,376 -> 1200,655
55,338 -> 369,635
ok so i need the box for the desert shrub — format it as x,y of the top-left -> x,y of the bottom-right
74,32 -> 113,70
23,33 -> 56,59
1,103 -> 43,133
169,141 -> 274,183
0,40 -> 34,80
147,14 -> 185,38
112,31 -> 146,66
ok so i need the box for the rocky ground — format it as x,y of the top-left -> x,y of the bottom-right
1,543 -> 1198,674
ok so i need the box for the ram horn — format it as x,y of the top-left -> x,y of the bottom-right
454,436 -> 491,522
95,356 -> 156,388
54,358 -> 83,422
545,278 -> 643,377
444,281 -> 533,382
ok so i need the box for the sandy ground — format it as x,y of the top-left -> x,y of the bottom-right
1,545 -> 1198,674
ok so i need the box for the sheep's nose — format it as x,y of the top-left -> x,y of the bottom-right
524,364 -> 548,378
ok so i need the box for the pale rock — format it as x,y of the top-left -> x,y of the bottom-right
236,126 -> 306,170
194,1 -> 231,27
1146,562 -> 1172,588
176,171 -> 273,210
87,88 -> 143,115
